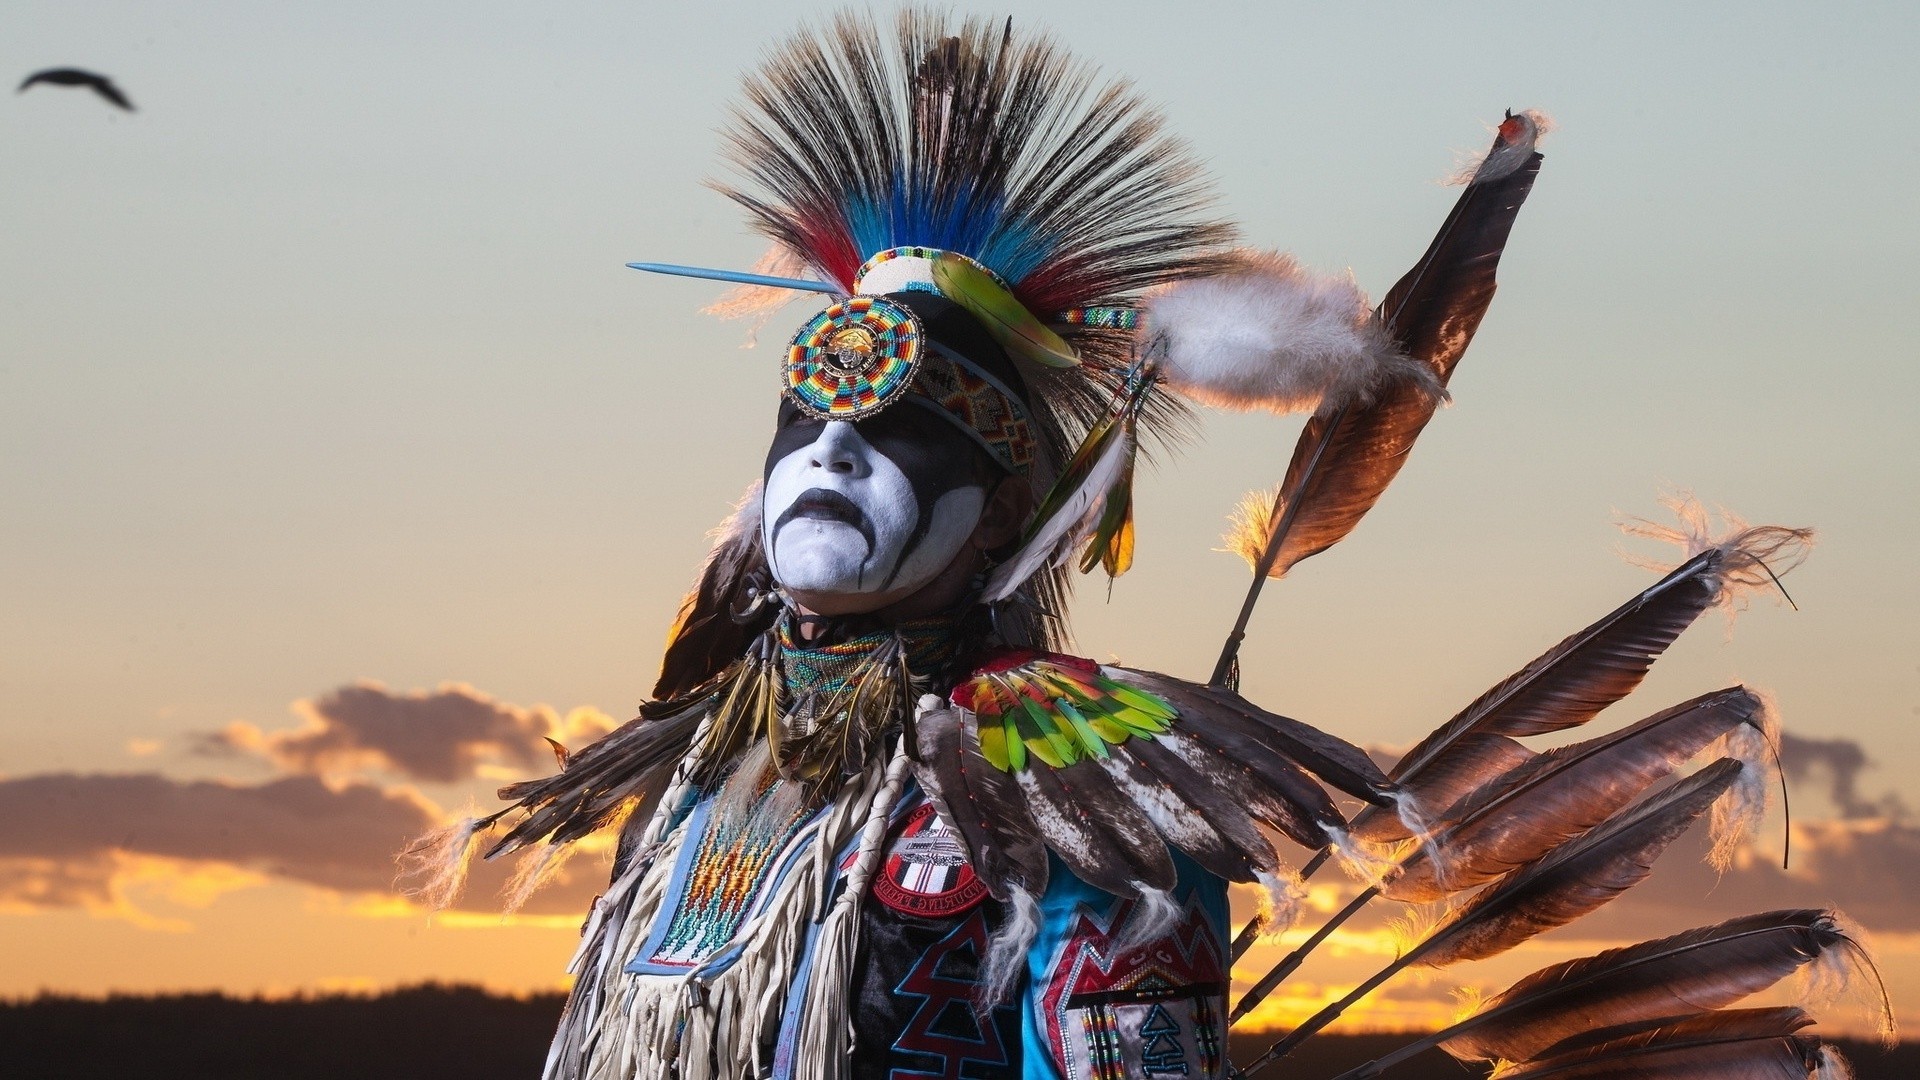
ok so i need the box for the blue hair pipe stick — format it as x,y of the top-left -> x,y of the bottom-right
625,262 -> 840,294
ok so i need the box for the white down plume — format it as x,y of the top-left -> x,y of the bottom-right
1143,250 -> 1441,415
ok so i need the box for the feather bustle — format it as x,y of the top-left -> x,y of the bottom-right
1371,550 -> 1726,842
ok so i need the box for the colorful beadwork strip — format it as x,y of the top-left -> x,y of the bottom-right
1055,306 -> 1139,330
643,782 -> 817,969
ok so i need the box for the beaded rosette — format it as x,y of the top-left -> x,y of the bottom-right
784,295 -> 924,419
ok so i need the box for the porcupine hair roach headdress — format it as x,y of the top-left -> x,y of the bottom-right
643,9 -> 1435,699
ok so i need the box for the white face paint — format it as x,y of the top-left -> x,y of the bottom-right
761,419 -> 987,604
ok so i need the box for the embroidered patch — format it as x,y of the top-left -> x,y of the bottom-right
872,800 -> 989,918
888,908 -> 1011,1079
1060,987 -> 1223,1080
1040,896 -> 1228,1080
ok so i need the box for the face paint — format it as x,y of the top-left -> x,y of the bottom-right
761,401 -> 991,603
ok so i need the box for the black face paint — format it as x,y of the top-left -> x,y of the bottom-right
766,398 -> 995,589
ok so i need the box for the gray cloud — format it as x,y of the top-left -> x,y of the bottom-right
196,681 -> 616,784
1781,731 -> 1908,820
0,772 -> 604,917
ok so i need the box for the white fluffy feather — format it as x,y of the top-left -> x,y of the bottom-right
1144,251 -> 1440,415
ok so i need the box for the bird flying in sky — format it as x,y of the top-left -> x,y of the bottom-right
17,68 -> 135,111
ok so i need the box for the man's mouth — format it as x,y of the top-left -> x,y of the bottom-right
772,488 -> 879,566
788,488 -> 864,526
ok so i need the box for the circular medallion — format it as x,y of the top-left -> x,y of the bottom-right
784,296 -> 923,419
872,801 -> 990,918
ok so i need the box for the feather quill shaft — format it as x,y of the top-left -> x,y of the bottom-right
1236,692 -> 1761,1022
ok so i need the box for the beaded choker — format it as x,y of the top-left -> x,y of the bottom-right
695,611 -> 968,789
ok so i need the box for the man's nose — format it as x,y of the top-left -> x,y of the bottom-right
809,421 -> 871,477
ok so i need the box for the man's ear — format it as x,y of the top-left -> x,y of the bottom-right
970,475 -> 1033,552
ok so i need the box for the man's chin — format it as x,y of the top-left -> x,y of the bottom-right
773,561 -> 933,618
780,585 -> 900,617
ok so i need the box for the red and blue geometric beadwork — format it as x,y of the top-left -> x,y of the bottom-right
784,295 -> 923,419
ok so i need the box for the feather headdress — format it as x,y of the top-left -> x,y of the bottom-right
631,9 -> 1466,663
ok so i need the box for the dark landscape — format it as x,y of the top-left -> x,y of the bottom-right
0,985 -> 1910,1079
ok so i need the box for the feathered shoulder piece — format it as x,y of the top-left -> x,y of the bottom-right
913,649 -> 1398,940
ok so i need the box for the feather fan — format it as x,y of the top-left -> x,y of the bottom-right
1384,688 -> 1764,902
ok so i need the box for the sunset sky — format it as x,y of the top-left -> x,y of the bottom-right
5,0 -> 1917,1038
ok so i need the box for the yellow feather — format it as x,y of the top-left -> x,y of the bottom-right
931,252 -> 1079,369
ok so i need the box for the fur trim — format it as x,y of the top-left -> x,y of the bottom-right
1252,867 -> 1308,941
395,814 -> 489,913
1814,1044 -> 1857,1080
1145,250 -> 1441,415
502,842 -> 577,916
1327,824 -> 1398,888
979,884 -> 1040,1008
1114,886 -> 1182,954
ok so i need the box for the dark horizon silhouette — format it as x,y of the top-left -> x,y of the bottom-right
0,984 -> 1909,1079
